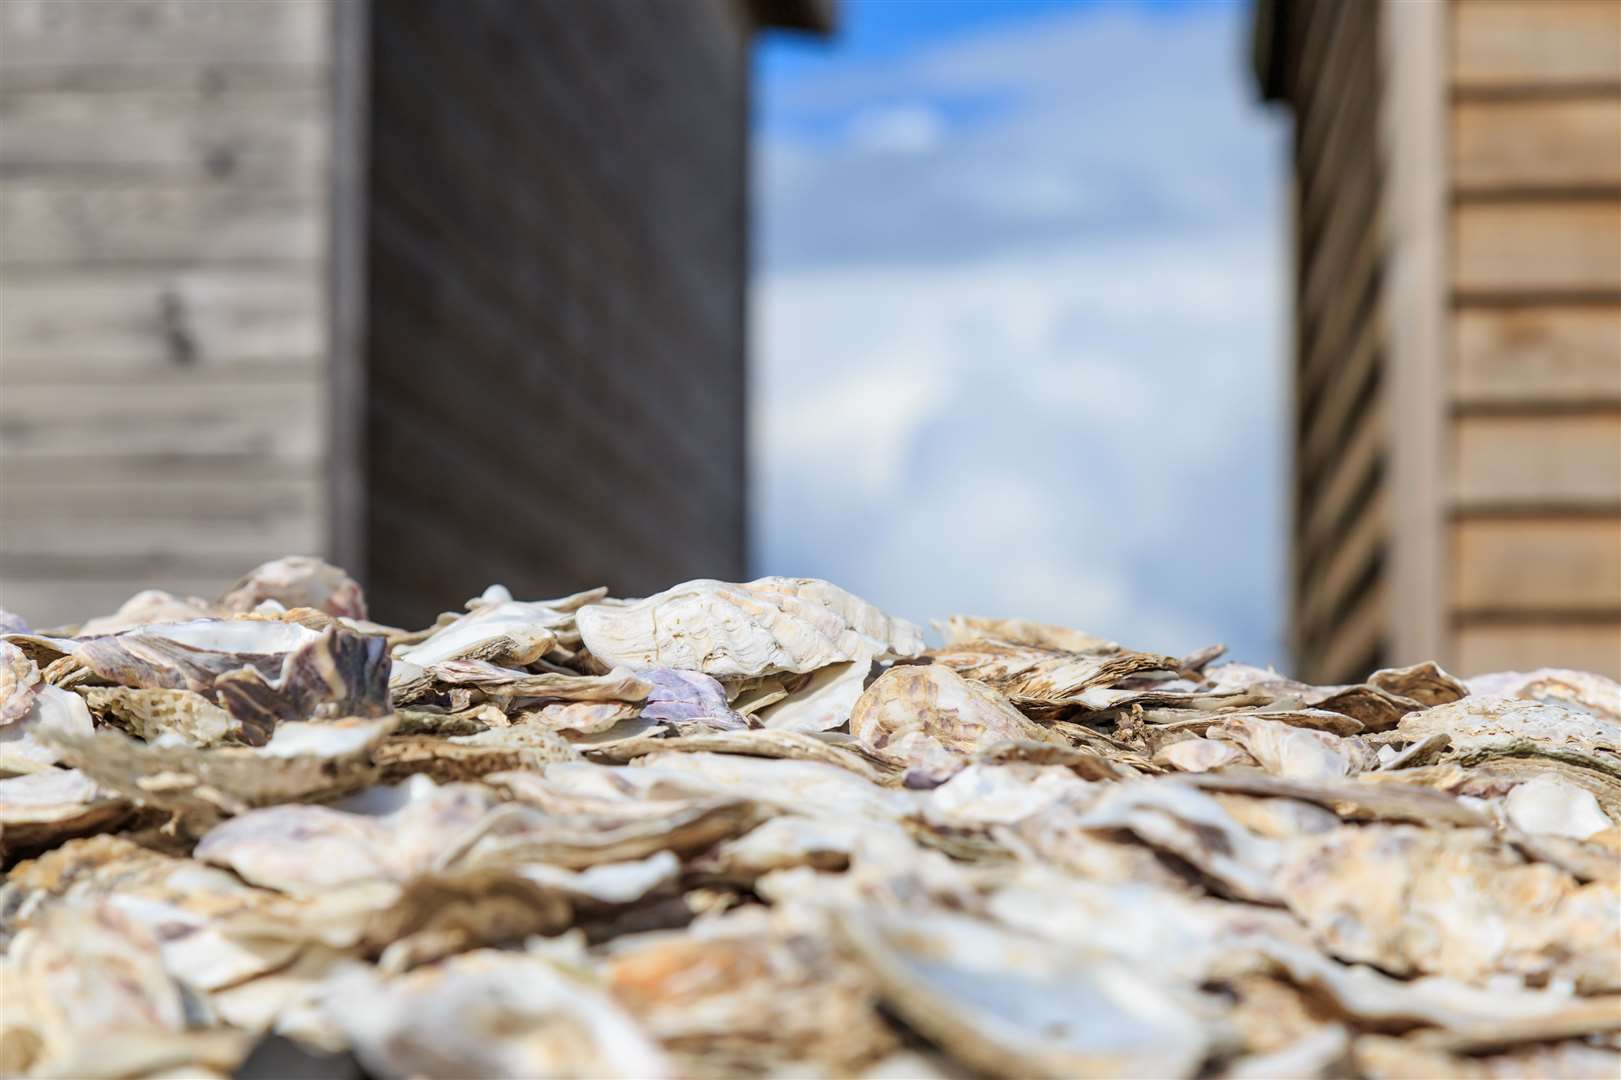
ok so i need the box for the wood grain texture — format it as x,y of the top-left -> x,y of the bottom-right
1452,201 -> 1621,295
1451,97 -> 1621,194
0,1 -> 330,69
1453,516 -> 1621,612
0,185 -> 322,265
1454,621 -> 1621,679
1451,412 -> 1621,507
1451,305 -> 1621,406
0,88 -> 327,184
1381,0 -> 1450,668
0,376 -> 325,467
0,269 -> 323,375
1452,0 -> 1621,90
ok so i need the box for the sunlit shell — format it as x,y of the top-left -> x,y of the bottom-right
0,642 -> 42,728
0,769 -> 128,857
837,907 -> 1214,1079
1276,824 -> 1619,991
326,947 -> 670,1079
1467,668 -> 1621,722
74,589 -> 217,637
606,916 -> 897,1074
929,639 -> 1180,706
0,684 -> 94,776
0,902 -> 249,1077
1075,780 -> 1284,902
219,555 -> 367,619
81,686 -> 234,747
1396,695 -> 1621,777
755,654 -> 872,732
41,716 -> 394,831
849,663 -> 1054,784
576,577 -> 924,677
1205,715 -> 1379,780
936,614 -> 1121,653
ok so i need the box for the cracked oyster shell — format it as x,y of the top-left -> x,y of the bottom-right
1276,824 -> 1619,990
0,641 -> 41,728
1467,668 -> 1621,721
42,716 -> 393,831
755,654 -> 873,733
0,684 -> 94,776
929,638 -> 1180,707
576,577 -> 924,677
70,619 -> 389,745
850,663 -> 1055,783
218,555 -> 366,619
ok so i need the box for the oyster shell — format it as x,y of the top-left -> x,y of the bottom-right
0,768 -> 129,856
1276,824 -> 1620,990
326,947 -> 670,1079
1467,667 -> 1621,721
41,716 -> 393,831
0,685 -> 94,776
930,638 -> 1180,707
838,907 -> 1214,1078
0,642 -> 42,727
850,663 -> 1055,783
71,619 -> 390,745
8,557 -> 1621,1078
576,577 -> 924,677
219,555 -> 367,619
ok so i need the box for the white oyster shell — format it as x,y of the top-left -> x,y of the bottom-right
576,577 -> 924,677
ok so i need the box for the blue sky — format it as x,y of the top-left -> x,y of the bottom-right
748,0 -> 1288,666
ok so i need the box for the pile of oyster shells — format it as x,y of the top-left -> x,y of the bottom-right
2,557 -> 1617,1079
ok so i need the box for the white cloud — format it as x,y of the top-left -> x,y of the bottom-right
751,2 -> 1288,665
846,103 -> 947,155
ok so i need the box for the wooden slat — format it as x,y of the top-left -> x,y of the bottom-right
1300,395 -> 1382,576
1381,0 -> 1453,669
0,574 -> 249,632
1451,412 -> 1621,508
1309,578 -> 1386,684
1451,98 -> 1621,194
1452,305 -> 1621,407
1453,516 -> 1621,612
0,88 -> 327,184
0,270 -> 322,376
0,376 -> 325,467
2,508 -> 321,568
1301,311 -> 1379,479
0,1 -> 330,69
1300,486 -> 1386,642
1454,620 -> 1621,679
1452,0 -> 1621,91
0,185 -> 322,265
1452,201 -> 1621,295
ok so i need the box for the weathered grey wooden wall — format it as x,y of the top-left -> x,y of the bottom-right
0,0 -> 337,627
362,0 -> 751,627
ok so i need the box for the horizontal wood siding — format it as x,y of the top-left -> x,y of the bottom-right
0,0 -> 334,629
363,0 -> 750,627
1447,0 -> 1621,677
1282,0 -> 1391,683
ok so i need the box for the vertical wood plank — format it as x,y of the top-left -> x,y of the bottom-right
1380,0 -> 1450,667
